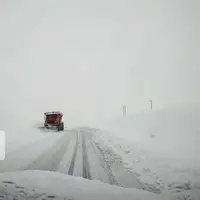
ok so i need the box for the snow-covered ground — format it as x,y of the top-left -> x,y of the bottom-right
94,104 -> 200,200
0,105 -> 200,199
0,170 -> 171,200
0,125 -> 172,200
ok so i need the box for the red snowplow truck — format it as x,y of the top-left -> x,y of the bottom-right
44,111 -> 64,131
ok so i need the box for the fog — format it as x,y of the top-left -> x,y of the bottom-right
0,0 -> 199,126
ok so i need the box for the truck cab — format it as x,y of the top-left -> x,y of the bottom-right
44,111 -> 64,131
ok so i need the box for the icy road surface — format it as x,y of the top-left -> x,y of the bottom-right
0,127 -> 161,194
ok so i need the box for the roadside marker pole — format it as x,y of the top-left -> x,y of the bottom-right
0,131 -> 5,160
123,105 -> 126,117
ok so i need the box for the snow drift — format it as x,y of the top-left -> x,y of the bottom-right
0,108 -> 59,153
0,170 -> 171,200
98,104 -> 200,159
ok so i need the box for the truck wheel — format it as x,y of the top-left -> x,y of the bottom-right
57,124 -> 60,131
60,122 -> 64,131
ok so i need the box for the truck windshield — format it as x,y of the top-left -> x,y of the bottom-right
46,114 -> 57,119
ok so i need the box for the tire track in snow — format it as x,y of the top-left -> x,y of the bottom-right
25,132 -> 75,171
91,131 -> 163,193
81,133 -> 91,179
87,133 -> 120,186
68,132 -> 79,176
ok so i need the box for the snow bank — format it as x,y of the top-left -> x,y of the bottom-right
0,108 -> 59,153
98,104 -> 200,161
0,170 -> 172,200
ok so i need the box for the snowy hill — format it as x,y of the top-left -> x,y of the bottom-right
98,104 -> 200,157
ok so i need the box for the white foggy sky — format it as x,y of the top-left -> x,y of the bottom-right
0,0 -> 199,126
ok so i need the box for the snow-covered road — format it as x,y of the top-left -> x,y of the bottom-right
0,127 -> 160,194
1,122 -> 199,199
